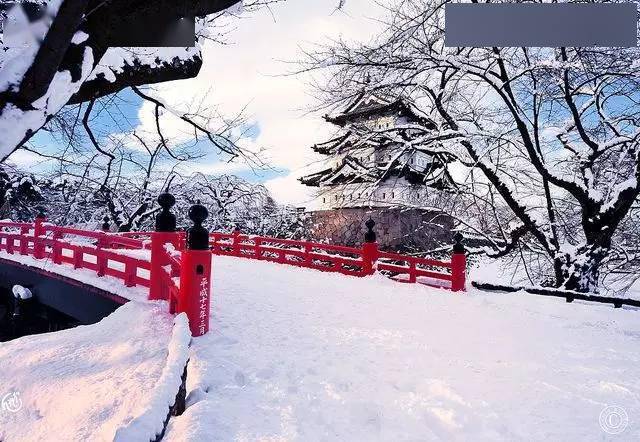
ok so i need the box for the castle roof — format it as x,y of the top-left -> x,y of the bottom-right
302,90 -> 452,193
299,154 -> 454,189
323,90 -> 434,127
300,157 -> 377,187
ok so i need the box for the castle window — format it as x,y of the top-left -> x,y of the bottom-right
382,193 -> 386,199
323,197 -> 326,203
391,192 -> 395,198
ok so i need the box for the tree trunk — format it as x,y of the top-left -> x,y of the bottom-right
553,245 -> 610,293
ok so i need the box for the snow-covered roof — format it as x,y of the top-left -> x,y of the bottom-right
300,152 -> 454,190
324,90 -> 435,127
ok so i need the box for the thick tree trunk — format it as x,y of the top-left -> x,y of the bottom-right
553,245 -> 610,293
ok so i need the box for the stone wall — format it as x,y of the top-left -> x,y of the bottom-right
304,207 -> 454,252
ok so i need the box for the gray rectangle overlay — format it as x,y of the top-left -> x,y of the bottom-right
445,4 -> 637,47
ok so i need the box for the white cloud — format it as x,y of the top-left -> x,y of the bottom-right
135,0 -> 384,204
264,172 -> 316,207
175,159 -> 251,176
5,148 -> 50,169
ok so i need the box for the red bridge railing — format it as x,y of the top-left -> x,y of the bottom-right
209,229 -> 466,291
0,194 -> 467,337
0,219 -> 152,288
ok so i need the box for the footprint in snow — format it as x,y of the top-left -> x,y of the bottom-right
234,371 -> 247,387
256,367 -> 275,380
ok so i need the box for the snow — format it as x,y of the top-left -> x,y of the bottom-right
1,252 -> 639,440
114,313 -> 191,442
0,249 -> 149,302
71,31 -> 89,45
87,45 -> 200,84
11,285 -> 32,300
0,301 -> 182,442
0,0 -> 92,161
165,256 -> 640,441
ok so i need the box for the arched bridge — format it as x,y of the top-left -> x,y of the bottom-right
0,193 -> 467,337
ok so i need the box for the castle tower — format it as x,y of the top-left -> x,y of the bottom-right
300,91 -> 453,210
299,91 -> 455,251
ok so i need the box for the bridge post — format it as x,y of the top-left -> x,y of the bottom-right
33,211 -> 46,259
149,193 -> 177,301
451,233 -> 466,292
101,216 -> 111,233
96,216 -> 110,276
51,230 -> 63,264
178,201 -> 212,337
362,218 -> 378,276
19,225 -> 28,255
232,226 -> 241,256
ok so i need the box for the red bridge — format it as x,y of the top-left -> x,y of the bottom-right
0,193 -> 466,337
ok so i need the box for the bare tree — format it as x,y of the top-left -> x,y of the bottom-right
300,0 -> 640,293
0,0 -> 278,162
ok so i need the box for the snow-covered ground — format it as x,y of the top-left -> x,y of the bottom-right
1,254 -> 639,441
0,302 -> 188,442
165,256 -> 640,441
470,256 -> 640,301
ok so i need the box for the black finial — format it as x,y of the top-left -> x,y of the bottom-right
101,215 -> 110,232
36,207 -> 46,219
155,192 -> 176,232
453,232 -> 465,253
186,202 -> 209,250
364,217 -> 376,243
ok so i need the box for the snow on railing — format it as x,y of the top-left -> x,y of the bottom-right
0,199 -> 467,337
210,232 -> 368,277
0,215 -> 208,336
209,225 -> 467,291
0,219 -> 152,288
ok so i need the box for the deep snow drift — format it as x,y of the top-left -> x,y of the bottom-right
0,302 -> 184,441
165,256 -> 640,441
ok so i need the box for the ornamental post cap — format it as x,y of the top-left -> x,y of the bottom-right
155,192 -> 177,232
453,232 -> 465,253
364,217 -> 376,243
157,192 -> 176,209
365,217 -> 375,230
188,201 -> 208,225
101,215 -> 110,231
186,201 -> 209,250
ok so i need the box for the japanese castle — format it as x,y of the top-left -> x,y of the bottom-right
300,90 -> 453,211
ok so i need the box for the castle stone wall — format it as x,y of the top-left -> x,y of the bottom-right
305,207 -> 454,252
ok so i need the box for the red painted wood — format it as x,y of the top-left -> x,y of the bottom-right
178,249 -> 211,337
0,221 -> 466,339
